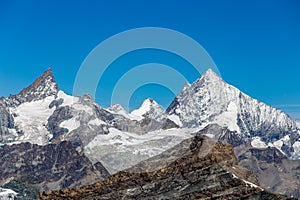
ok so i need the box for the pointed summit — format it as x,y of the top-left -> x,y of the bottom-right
200,68 -> 222,82
9,68 -> 58,105
130,98 -> 165,120
166,67 -> 300,159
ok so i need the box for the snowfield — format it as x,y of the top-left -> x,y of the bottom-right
85,127 -> 199,173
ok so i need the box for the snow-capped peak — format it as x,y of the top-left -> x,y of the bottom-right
167,68 -> 300,159
8,68 -> 58,105
130,98 -> 165,121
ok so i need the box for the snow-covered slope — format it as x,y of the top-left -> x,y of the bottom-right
10,95 -> 56,144
0,187 -> 17,200
167,69 -> 300,158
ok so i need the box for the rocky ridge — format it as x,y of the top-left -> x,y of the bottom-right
39,134 -> 291,199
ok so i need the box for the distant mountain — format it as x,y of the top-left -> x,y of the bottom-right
0,69 -> 176,145
167,69 -> 300,159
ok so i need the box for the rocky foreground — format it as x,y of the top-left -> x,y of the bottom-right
39,134 -> 292,200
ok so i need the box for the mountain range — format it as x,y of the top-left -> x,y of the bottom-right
0,68 -> 299,199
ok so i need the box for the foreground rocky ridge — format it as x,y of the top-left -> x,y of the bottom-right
39,134 -> 291,200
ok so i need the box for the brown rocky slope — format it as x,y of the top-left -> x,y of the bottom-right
39,134 -> 292,199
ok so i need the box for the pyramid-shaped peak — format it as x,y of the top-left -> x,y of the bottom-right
202,68 -> 221,79
9,68 -> 58,105
30,68 -> 56,86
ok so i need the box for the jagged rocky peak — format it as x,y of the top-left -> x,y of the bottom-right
8,68 -> 58,105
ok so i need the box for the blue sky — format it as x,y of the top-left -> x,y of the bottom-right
0,0 -> 300,119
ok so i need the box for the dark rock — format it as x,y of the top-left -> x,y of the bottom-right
49,98 -> 63,109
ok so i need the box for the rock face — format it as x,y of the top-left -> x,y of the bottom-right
0,141 -> 109,191
0,98 -> 15,142
235,145 -> 300,198
39,134 -> 290,200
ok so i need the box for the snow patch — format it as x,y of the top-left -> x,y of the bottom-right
293,141 -> 300,155
57,90 -> 79,106
271,135 -> 291,155
251,137 -> 267,148
213,102 -> 240,132
88,118 -> 106,126
242,180 -> 263,190
204,133 -> 215,138
60,117 -> 80,132
168,114 -> 182,127
0,187 -> 17,200
231,172 -> 238,179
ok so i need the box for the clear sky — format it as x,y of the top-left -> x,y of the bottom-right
0,0 -> 299,119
